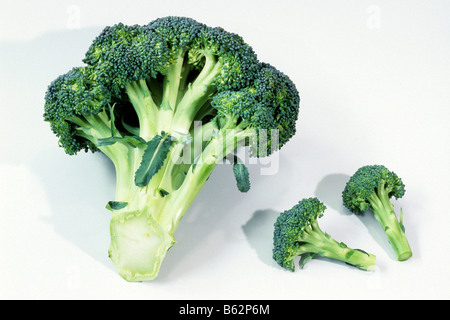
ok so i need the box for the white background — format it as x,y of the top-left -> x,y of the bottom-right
0,0 -> 449,299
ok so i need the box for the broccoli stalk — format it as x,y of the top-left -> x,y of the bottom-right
44,17 -> 300,281
366,183 -> 411,261
107,117 -> 251,280
342,165 -> 412,261
273,198 -> 376,271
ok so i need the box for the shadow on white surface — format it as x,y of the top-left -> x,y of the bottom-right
0,27 -> 117,267
241,208 -> 279,268
30,149 -> 116,266
314,173 -> 351,214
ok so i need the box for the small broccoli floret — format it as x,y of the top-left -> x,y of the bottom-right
43,66 -> 112,154
273,198 -> 376,271
44,16 -> 300,281
342,165 -> 412,261
212,64 -> 299,156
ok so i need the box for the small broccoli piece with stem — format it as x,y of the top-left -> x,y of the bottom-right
273,198 -> 376,271
43,16 -> 300,281
342,165 -> 412,261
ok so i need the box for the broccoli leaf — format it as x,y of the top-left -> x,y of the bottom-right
231,156 -> 250,193
106,201 -> 128,211
299,253 -> 317,269
158,188 -> 170,197
134,134 -> 172,187
97,135 -> 146,148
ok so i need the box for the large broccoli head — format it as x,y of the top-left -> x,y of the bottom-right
43,16 -> 301,281
44,16 -> 300,157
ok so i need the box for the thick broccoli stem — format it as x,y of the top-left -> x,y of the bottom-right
106,140 -> 188,281
294,220 -> 376,270
108,206 -> 176,282
108,125 -> 254,281
107,151 -> 209,282
368,185 -> 412,261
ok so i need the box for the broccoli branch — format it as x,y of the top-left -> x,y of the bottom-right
367,182 -> 412,261
296,225 -> 376,270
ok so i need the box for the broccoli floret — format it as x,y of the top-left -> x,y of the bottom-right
273,198 -> 376,271
342,165 -> 412,261
43,16 -> 300,281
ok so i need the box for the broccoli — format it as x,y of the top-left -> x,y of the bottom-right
43,17 -> 300,281
273,197 -> 376,271
342,165 -> 412,261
